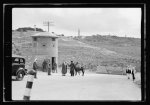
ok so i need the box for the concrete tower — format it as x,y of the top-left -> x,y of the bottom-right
78,28 -> 80,37
31,32 -> 59,71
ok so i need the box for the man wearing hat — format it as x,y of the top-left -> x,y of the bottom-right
69,61 -> 75,76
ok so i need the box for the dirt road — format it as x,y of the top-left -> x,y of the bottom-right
12,71 -> 141,101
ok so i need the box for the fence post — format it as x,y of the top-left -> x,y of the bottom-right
23,69 -> 35,100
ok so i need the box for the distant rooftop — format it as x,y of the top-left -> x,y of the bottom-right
31,32 -> 59,38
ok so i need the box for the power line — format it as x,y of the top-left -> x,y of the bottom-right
43,21 -> 54,32
34,25 -> 36,32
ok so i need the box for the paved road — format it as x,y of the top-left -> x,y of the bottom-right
12,71 -> 141,101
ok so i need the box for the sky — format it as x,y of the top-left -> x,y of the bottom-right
12,8 -> 141,38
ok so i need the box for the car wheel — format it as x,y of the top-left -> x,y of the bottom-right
16,71 -> 24,81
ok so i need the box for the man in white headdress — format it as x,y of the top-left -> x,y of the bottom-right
33,58 -> 38,78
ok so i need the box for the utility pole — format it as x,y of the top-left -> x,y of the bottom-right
43,21 -> 54,32
78,28 -> 80,37
34,25 -> 36,32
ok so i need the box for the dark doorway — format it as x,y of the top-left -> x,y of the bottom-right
52,57 -> 56,72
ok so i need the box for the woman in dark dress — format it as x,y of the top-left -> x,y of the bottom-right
62,62 -> 67,76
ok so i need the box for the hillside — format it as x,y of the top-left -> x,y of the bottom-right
12,31 -> 141,73
59,36 -> 141,72
74,35 -> 141,59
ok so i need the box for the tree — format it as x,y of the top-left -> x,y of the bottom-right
15,27 -> 44,32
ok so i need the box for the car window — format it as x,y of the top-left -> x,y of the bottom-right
20,58 -> 25,64
14,58 -> 19,62
20,58 -> 24,63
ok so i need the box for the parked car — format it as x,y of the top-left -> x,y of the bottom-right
12,54 -> 27,81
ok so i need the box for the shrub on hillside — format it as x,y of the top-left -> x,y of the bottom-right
16,27 -> 44,32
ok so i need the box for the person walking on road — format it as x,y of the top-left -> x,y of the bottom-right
131,66 -> 136,81
62,62 -> 67,76
33,58 -> 38,78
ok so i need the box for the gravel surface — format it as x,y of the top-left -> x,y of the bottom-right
12,70 -> 141,101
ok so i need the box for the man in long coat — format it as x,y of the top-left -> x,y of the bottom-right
33,58 -> 38,78
131,66 -> 136,81
69,61 -> 75,76
45,59 -> 49,72
47,59 -> 51,75
42,59 -> 47,72
62,62 -> 67,76
53,62 -> 57,73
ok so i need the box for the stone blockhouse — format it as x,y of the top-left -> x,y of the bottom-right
31,32 -> 59,71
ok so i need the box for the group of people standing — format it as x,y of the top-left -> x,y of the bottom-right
42,59 -> 57,73
32,58 -> 83,78
61,61 -> 81,76
32,58 -> 57,78
61,61 -> 75,76
126,65 -> 136,81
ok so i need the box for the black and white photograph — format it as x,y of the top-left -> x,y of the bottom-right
3,3 -> 147,102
